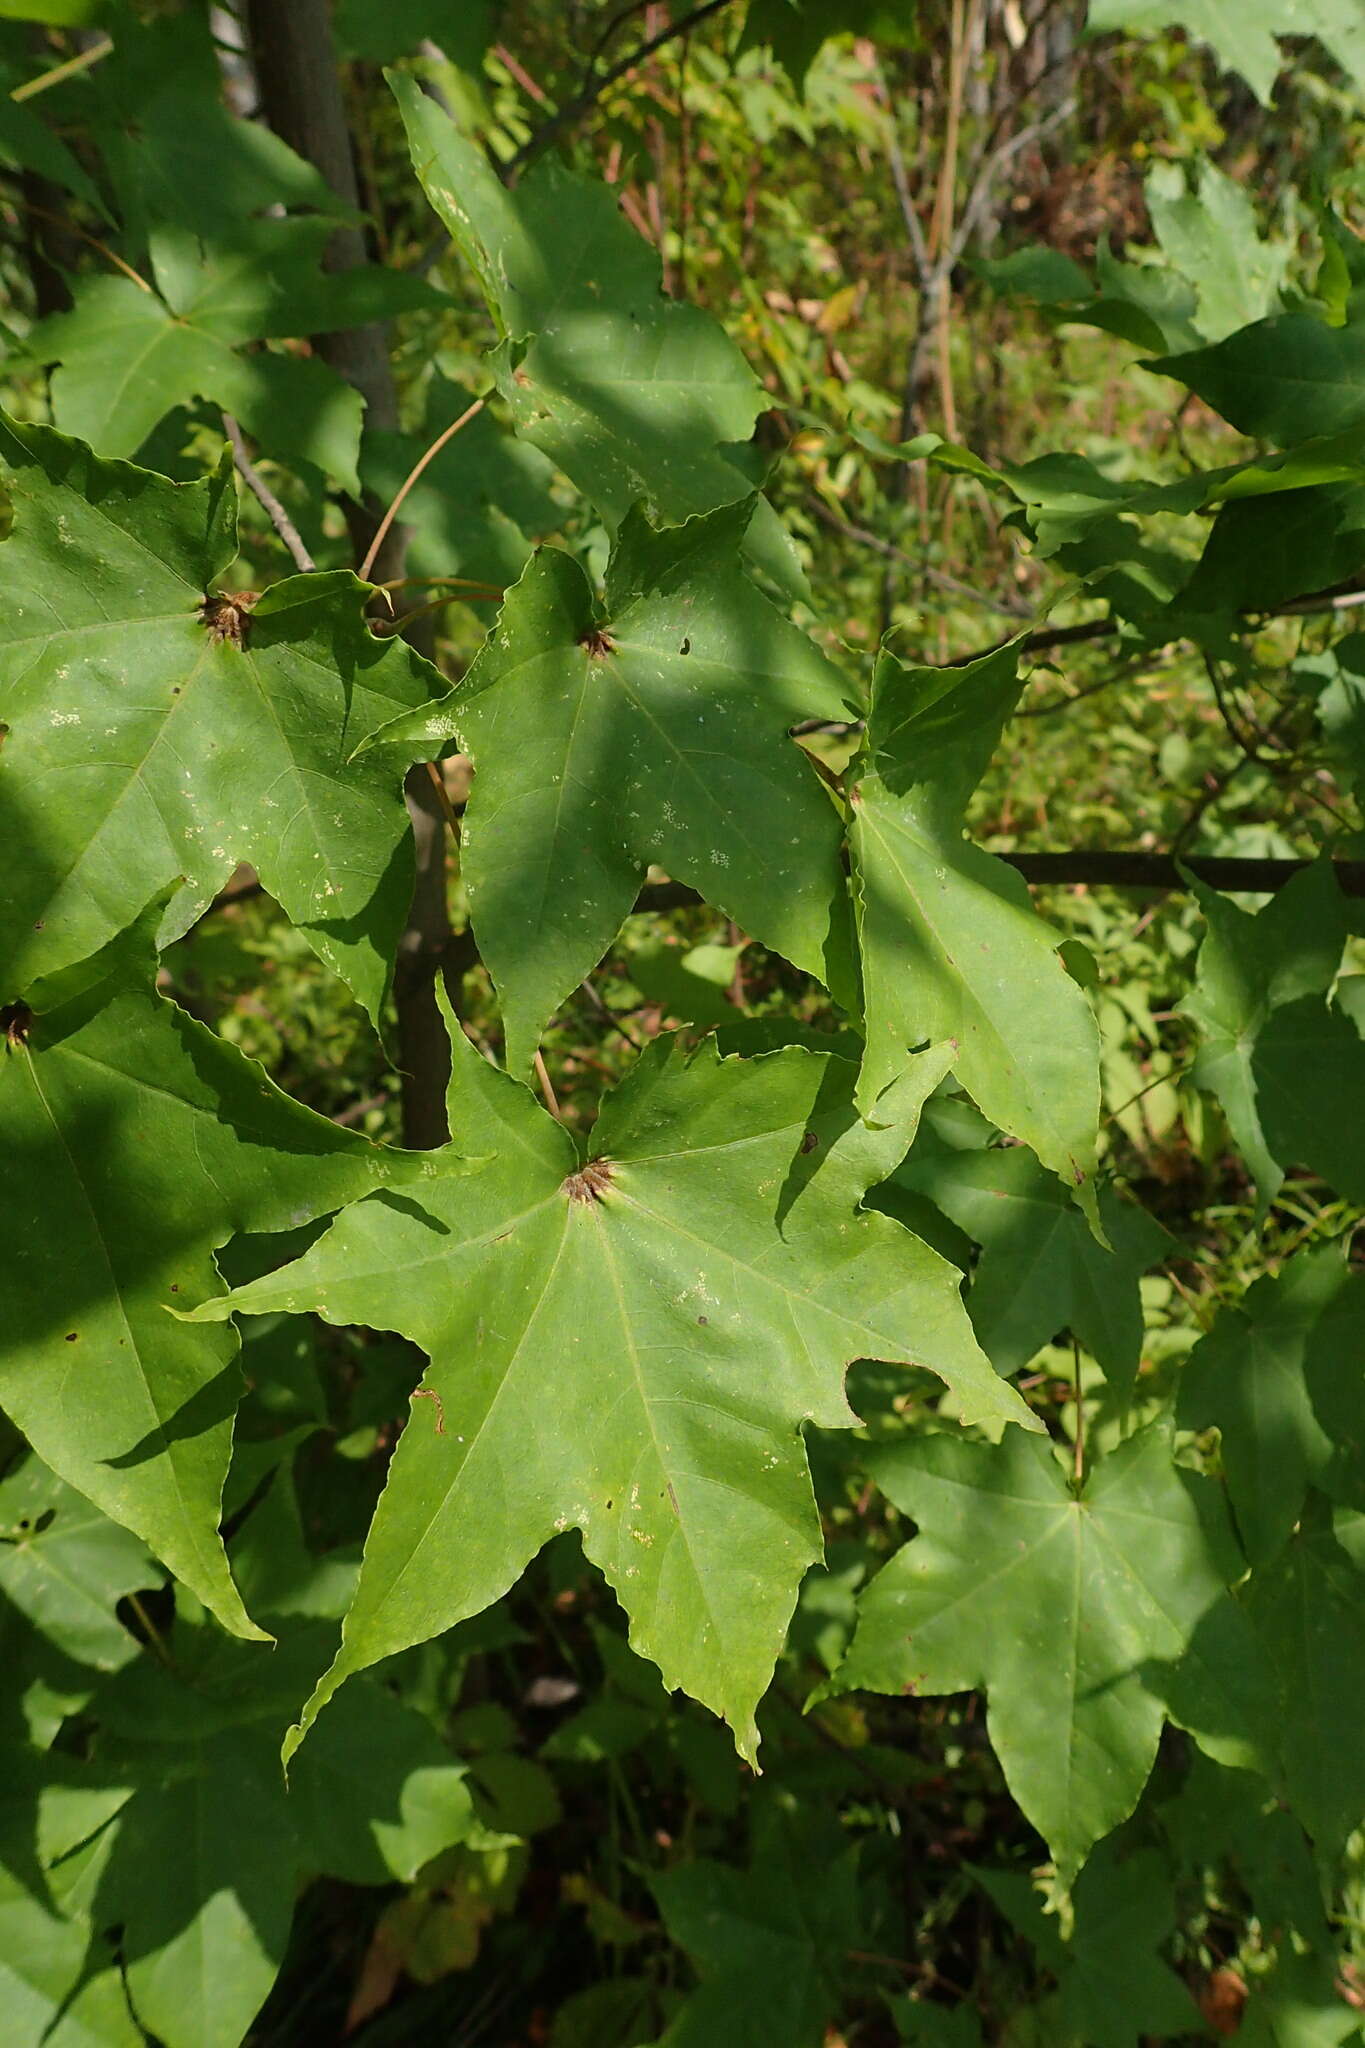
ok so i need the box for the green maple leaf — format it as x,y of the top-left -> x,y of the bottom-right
0,413 -> 444,1017
895,1144 -> 1171,1388
30,220 -> 437,488
0,1833 -> 139,2048
192,1018 -> 1035,1764
1178,1246 -> 1362,1565
391,75 -> 771,533
1245,1496 -> 1365,1867
82,1617 -> 476,2048
367,498 -> 857,1073
1253,988 -> 1365,1203
974,1843 -> 1201,2047
821,1424 -> 1274,1880
1150,313 -> 1365,446
0,1455 -> 155,1676
1145,160 -> 1291,343
652,1802 -> 861,2046
849,639 -> 1100,1198
67,3 -> 349,247
1087,0 -> 1365,105
0,902 -> 421,1638
1180,861 -> 1349,1213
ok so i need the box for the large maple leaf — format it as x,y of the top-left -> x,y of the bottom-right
193,1016 -> 1035,1761
0,414 -> 444,1017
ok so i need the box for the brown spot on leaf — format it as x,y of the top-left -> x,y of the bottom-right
579,627 -> 615,660
64,1332 -> 77,1343
563,1157 -> 615,1203
199,589 -> 258,648
800,1130 -> 819,1155
2,1001 -> 32,1052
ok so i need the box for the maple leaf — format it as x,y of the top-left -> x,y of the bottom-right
191,1018 -> 1036,1762
820,1424 -> 1276,1879
849,638 -> 1100,1199
1181,860 -> 1350,1213
365,498 -> 858,1072
0,413 -> 445,1017
0,900 -> 421,1635
895,1141 -> 1172,1388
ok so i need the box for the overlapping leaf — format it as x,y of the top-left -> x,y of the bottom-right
1179,1246 -> 1364,1564
79,1617 -> 477,2048
391,72 -> 796,582
1151,311 -> 1365,446
895,1143 -> 1171,1387
360,375 -> 562,594
1253,987 -> 1365,1202
1180,861 -> 1350,1210
974,1845 -> 1200,2046
0,414 -> 445,1015
849,639 -> 1100,1197
193,1020 -> 1035,1763
30,222 -> 438,488
1243,1497 -> 1365,1868
0,1456 -> 155,1675
821,1426 -> 1275,1879
0,903 -> 421,1636
652,1803 -> 861,2046
366,499 -> 857,1072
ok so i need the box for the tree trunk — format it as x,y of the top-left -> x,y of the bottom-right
242,0 -> 454,1148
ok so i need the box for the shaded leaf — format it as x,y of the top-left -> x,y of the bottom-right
0,903 -> 420,1636
822,1425 -> 1274,1879
974,1841 -> 1200,2045
0,413 -> 445,1016
366,499 -> 856,1071
1178,1245 -> 1363,1564
391,74 -> 768,532
850,639 -> 1100,1197
1254,989 -> 1365,1202
1181,860 -> 1350,1211
652,1802 -> 860,2047
1244,1496 -> 1365,1868
895,1144 -> 1171,1388
0,1456 -> 153,1672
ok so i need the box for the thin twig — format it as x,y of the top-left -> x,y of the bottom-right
221,414 -> 315,574
17,196 -> 153,293
806,495 -> 1031,618
533,1049 -> 562,1119
10,34 -> 113,100
506,0 -> 735,176
424,759 -> 460,834
359,398 -> 485,584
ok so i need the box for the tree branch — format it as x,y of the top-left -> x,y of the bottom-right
505,0 -> 735,177
221,414 -> 315,574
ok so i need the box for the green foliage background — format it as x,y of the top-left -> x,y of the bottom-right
1,0 -> 1365,2041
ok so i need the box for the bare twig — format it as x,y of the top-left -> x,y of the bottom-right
16,196 -> 154,293
221,414 -> 315,574
533,1049 -> 562,1119
10,34 -> 113,100
506,0 -> 736,177
358,398 -> 486,584
806,494 -> 1031,618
